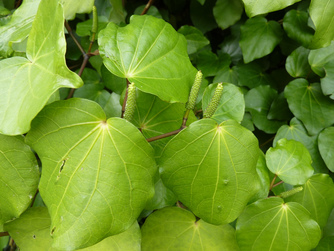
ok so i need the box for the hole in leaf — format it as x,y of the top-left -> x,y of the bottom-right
57,159 -> 67,180
51,227 -> 56,236
32,235 -> 36,239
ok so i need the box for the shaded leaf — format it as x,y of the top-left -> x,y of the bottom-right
321,60 -> 334,100
98,15 -> 197,103
25,98 -> 156,250
178,25 -> 210,55
196,51 -> 230,77
213,0 -> 243,30
236,197 -> 321,251
285,79 -> 334,135
101,64 -> 127,95
318,127 -> 334,172
285,46 -> 311,78
240,17 -> 283,63
190,0 -> 217,34
213,66 -> 238,85
159,119 -> 260,225
0,0 -> 83,135
308,41 -> 334,77
242,0 -> 301,17
0,135 -> 39,225
141,207 -> 239,251
267,92 -> 293,121
316,236 -> 334,251
134,5 -> 162,19
236,63 -> 272,89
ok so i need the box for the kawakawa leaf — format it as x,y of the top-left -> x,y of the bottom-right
159,119 -> 260,225
0,135 -> 39,225
25,98 -> 156,250
236,197 -> 321,251
61,0 -> 94,20
318,127 -> 334,172
98,15 -> 197,103
242,0 -> 301,17
0,0 -> 83,135
141,207 -> 239,251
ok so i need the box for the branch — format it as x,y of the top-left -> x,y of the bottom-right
141,0 -> 155,15
146,128 -> 183,142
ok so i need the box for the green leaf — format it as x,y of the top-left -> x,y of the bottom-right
103,92 -> 122,118
240,17 -> 283,63
74,83 -> 111,109
101,64 -> 127,95
134,5 -> 162,19
236,63 -> 272,89
285,46 -> 311,78
321,60 -> 334,100
213,66 -> 238,85
285,79 -> 334,135
283,9 -> 314,47
0,0 -> 83,135
308,41 -> 334,77
98,15 -> 197,103
213,0 -> 243,30
0,135 -> 39,225
242,0 -> 301,17
76,17 -> 108,38
25,98 -> 157,250
285,174 -> 334,228
178,25 -> 210,55
236,197 -> 321,251
202,83 -> 245,123
267,92 -> 293,121
190,0 -> 217,34
62,0 -> 94,20
141,207 -> 239,251
266,138 -> 313,185
316,236 -> 334,251
0,0 -> 40,57
159,119 -> 260,225
274,117 -> 327,173
196,51 -> 230,77
245,85 -> 286,134
323,209 -> 334,237
309,0 -> 334,49
318,127 -> 334,172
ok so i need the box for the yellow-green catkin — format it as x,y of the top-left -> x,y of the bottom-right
203,83 -> 224,118
124,83 -> 136,121
279,186 -> 303,199
91,6 -> 98,34
186,70 -> 203,110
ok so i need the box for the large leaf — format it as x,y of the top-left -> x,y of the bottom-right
159,119 -> 260,225
240,17 -> 283,63
25,98 -> 156,250
141,207 -> 239,251
236,197 -> 321,251
309,0 -> 334,49
98,15 -> 197,103
285,174 -> 334,228
266,138 -> 313,185
242,0 -> 301,17
213,0 -> 243,30
318,127 -> 334,172
285,79 -> 334,135
0,0 -> 83,135
0,135 -> 39,225
202,83 -> 245,123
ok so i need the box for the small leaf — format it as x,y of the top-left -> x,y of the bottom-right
285,46 -> 311,78
213,0 -> 243,30
285,174 -> 334,228
308,41 -> 334,77
98,15 -> 197,103
266,138 -> 313,185
25,98 -> 156,250
196,51 -> 231,77
178,25 -> 210,55
0,135 -> 39,225
202,82 -> 245,123
236,63 -> 272,89
318,127 -> 334,172
159,119 -> 260,225
213,66 -> 238,85
321,60 -> 334,100
242,0 -> 301,17
236,197 -> 321,251
141,207 -> 239,251
240,17 -> 283,63
285,79 -> 334,135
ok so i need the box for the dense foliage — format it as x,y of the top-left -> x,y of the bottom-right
1,0 -> 334,250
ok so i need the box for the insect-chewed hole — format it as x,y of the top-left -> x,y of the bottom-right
57,159 -> 67,180
32,235 -> 36,239
51,227 -> 56,236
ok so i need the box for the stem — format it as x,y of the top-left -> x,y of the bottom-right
269,174 -> 277,191
181,109 -> 190,128
146,128 -> 183,142
30,189 -> 39,207
272,180 -> 284,188
65,21 -> 85,55
259,136 -> 275,148
176,201 -> 186,209
0,232 -> 9,237
121,80 -> 130,118
141,0 -> 155,15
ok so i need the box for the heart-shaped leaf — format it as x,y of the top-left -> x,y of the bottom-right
285,174 -> 334,228
0,135 -> 39,225
318,127 -> 334,172
159,119 -> 260,225
308,41 -> 334,77
321,61 -> 334,100
236,197 -> 321,251
240,16 -> 283,63
242,0 -> 301,17
177,25 -> 209,55
0,0 -> 83,135
213,0 -> 243,30
236,63 -> 272,89
286,46 -> 311,78
141,207 -> 239,251
266,138 -> 313,185
285,79 -> 334,135
98,15 -> 197,103
25,98 -> 157,250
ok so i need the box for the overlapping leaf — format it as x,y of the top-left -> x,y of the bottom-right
178,25 -> 210,55
213,0 -> 243,30
98,15 -> 197,103
159,119 -> 260,225
0,0 -> 83,135
242,0 -> 301,17
321,61 -> 334,100
318,127 -> 334,172
141,207 -> 239,251
285,46 -> 311,78
25,98 -> 156,250
308,41 -> 334,77
61,0 -> 94,20
0,135 -> 39,225
236,197 -> 321,251
236,63 -> 272,89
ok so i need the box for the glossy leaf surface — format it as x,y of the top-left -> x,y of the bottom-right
285,79 -> 334,135
308,41 -> 334,77
159,119 -> 260,225
318,127 -> 334,172
213,0 -> 243,30
285,174 -> 334,228
25,98 -> 156,250
285,46 -> 311,78
98,15 -> 197,103
236,197 -> 321,251
141,207 -> 239,251
0,135 -> 39,225
0,0 -> 83,135
242,0 -> 301,17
